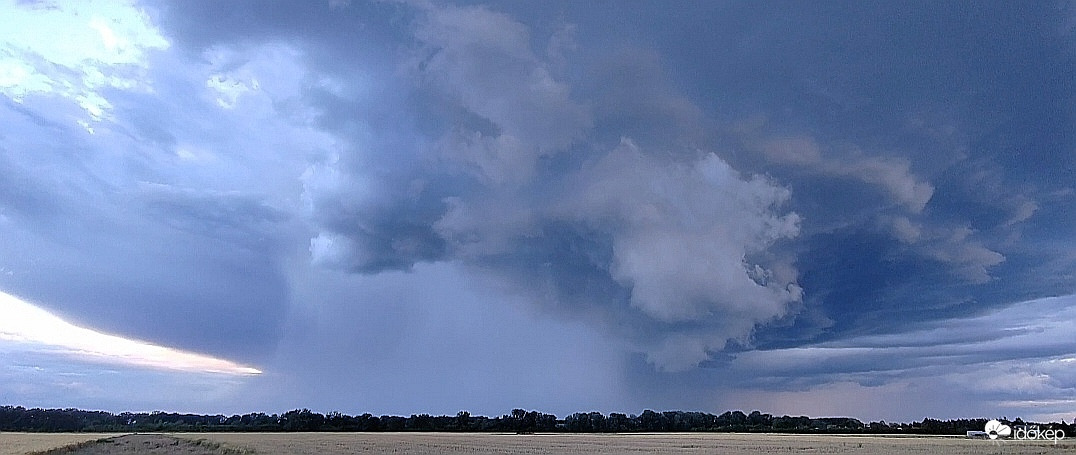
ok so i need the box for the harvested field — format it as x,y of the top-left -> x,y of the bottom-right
4,433 -> 1073,454
178,432 -> 1076,455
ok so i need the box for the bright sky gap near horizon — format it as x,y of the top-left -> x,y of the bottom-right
0,0 -> 1073,423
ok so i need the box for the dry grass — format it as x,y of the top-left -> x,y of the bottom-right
0,434 -> 126,455
177,432 -> 1076,455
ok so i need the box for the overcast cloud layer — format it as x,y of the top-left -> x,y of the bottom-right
0,0 -> 1074,422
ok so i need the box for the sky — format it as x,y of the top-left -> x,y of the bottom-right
0,0 -> 1074,423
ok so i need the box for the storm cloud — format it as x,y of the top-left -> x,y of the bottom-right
0,0 -> 1073,421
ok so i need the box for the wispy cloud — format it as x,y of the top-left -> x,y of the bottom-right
722,295 -> 1076,421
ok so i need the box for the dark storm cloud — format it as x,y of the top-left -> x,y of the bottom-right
2,0 -> 1074,418
270,2 -> 806,371
153,0 -> 1074,371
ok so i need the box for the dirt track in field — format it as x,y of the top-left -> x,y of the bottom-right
17,434 -> 247,455
0,434 -> 126,455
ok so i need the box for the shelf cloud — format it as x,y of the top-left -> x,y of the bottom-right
0,291 -> 261,376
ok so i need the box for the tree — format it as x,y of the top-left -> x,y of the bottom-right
456,411 -> 471,431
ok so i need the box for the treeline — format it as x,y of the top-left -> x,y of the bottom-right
0,406 -> 1070,435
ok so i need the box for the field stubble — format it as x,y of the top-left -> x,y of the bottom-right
178,432 -> 1076,455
